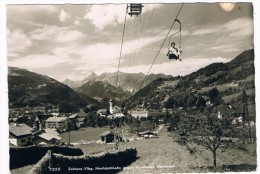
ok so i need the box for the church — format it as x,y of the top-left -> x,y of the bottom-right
108,99 -> 124,118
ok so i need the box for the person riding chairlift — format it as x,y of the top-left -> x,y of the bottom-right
166,42 -> 182,61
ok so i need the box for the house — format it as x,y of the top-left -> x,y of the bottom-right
97,109 -> 109,117
36,114 -> 53,128
9,123 -> 33,146
45,117 -> 68,131
113,113 -> 125,118
137,131 -> 158,139
131,110 -> 149,118
100,131 -> 116,143
34,133 -> 61,145
68,114 -> 79,130
77,117 -> 86,127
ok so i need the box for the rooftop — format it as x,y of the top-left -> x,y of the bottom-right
9,123 -> 33,137
46,117 -> 68,122
69,114 -> 78,119
97,109 -> 109,112
100,130 -> 115,137
44,128 -> 59,136
77,117 -> 86,121
38,133 -> 61,141
131,110 -> 148,114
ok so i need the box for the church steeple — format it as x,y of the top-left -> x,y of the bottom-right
109,99 -> 113,114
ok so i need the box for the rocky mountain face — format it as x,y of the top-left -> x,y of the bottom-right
63,72 -> 173,93
75,81 -> 131,102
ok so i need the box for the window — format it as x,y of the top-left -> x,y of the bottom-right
21,139 -> 26,143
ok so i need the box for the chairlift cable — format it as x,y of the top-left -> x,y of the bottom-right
116,7 -> 128,88
139,3 -> 184,89
134,5 -> 155,72
131,7 -> 148,68
127,16 -> 141,67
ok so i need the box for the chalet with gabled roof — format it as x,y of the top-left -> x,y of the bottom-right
9,123 -> 33,146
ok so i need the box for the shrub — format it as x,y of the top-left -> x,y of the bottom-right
10,145 -> 83,169
31,148 -> 138,174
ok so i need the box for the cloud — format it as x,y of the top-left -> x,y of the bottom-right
8,54 -> 72,69
7,28 -> 32,57
84,4 -> 162,30
18,34 -> 162,80
84,4 -> 125,30
191,17 -> 253,37
119,56 -> 231,77
29,25 -> 85,43
191,28 -> 219,35
7,5 -> 57,14
209,44 -> 240,52
59,9 -> 71,22
222,17 -> 253,36
74,20 -> 80,26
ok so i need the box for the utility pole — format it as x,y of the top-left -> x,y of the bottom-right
242,89 -> 252,144
68,122 -> 71,146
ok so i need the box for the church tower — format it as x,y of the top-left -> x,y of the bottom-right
109,99 -> 114,114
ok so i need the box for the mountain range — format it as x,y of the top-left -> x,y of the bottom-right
8,49 -> 255,112
63,72 -> 173,93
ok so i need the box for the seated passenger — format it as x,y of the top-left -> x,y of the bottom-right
166,42 -> 182,61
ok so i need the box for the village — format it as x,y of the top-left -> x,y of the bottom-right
9,94 -> 255,148
9,99 -> 166,147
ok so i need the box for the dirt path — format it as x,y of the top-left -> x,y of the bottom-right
118,126 -> 206,173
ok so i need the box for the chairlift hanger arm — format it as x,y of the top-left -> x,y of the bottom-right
168,18 -> 182,48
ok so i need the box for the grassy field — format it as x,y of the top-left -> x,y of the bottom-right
60,126 -> 111,143
10,164 -> 34,174
60,126 -> 133,144
117,125 -> 257,173
10,125 -> 257,174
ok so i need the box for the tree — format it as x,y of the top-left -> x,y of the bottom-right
208,87 -> 221,105
58,102 -> 79,113
196,96 -> 206,110
187,115 -> 235,168
85,112 -> 97,127
165,97 -> 174,109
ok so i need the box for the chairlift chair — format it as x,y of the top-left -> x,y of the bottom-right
167,19 -> 183,61
127,4 -> 144,17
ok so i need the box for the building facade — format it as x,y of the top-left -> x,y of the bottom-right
45,117 -> 68,131
9,123 -> 33,146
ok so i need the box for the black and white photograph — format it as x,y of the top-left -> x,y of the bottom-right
0,0 -> 259,174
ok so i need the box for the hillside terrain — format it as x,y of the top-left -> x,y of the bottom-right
8,49 -> 255,113
125,49 -> 255,111
8,67 -> 92,108
118,125 -> 256,173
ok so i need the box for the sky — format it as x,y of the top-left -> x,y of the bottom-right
6,2 -> 254,82
0,1 -> 259,174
